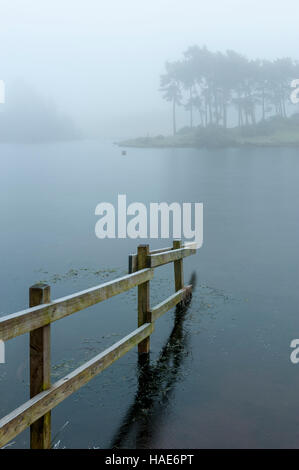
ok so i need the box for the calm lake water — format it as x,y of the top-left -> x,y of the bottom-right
1,140 -> 299,449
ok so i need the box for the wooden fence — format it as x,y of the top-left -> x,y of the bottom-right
0,240 -> 197,449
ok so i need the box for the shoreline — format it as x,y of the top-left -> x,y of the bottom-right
117,120 -> 299,149
118,140 -> 299,149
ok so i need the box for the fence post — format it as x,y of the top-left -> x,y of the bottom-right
29,284 -> 51,449
137,244 -> 150,355
173,240 -> 184,291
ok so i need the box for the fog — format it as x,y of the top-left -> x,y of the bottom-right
0,0 -> 298,140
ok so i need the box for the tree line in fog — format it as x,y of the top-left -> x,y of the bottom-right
160,46 -> 299,134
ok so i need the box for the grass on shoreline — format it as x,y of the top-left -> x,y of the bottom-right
118,115 -> 299,149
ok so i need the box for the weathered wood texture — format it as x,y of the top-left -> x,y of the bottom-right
137,245 -> 150,354
173,240 -> 184,291
150,246 -> 173,255
0,268 -> 154,342
0,241 -> 197,449
0,322 -> 154,448
148,247 -> 196,268
128,246 -> 172,273
150,285 -> 192,322
29,285 -> 51,449
128,254 -> 138,274
182,241 -> 197,250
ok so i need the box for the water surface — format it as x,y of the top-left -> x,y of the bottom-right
1,141 -> 299,448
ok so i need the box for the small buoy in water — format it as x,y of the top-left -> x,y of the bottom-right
122,150 -> 127,156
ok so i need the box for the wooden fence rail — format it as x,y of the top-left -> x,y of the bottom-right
0,240 -> 197,449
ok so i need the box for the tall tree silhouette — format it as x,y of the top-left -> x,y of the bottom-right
160,62 -> 182,135
160,47 -> 299,130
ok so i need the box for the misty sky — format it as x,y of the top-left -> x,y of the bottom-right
1,0 -> 298,137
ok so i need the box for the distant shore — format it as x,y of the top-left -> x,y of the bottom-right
118,117 -> 299,149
